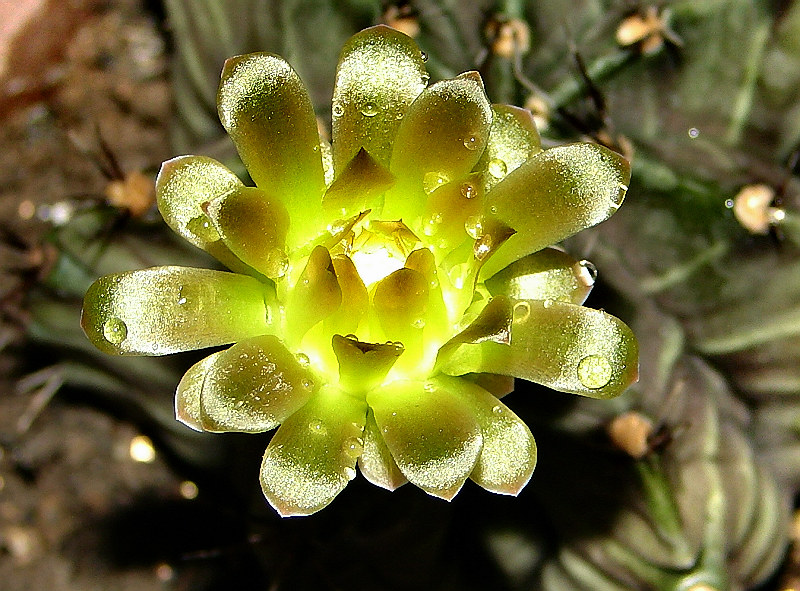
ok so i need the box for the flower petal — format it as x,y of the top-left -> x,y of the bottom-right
200,335 -> 316,432
367,379 -> 482,500
286,246 -> 342,341
331,335 -> 404,394
205,186 -> 290,279
321,148 -> 396,219
358,408 -> 407,491
384,72 -> 493,223
484,247 -> 596,305
434,375 -> 536,495
175,351 -> 222,431
477,104 -> 542,193
439,299 -> 638,399
217,53 -> 325,243
81,266 -> 276,355
259,386 -> 367,516
331,25 -> 428,171
480,143 -> 630,278
156,155 -> 254,273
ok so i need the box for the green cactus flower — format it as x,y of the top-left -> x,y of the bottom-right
80,25 -> 637,516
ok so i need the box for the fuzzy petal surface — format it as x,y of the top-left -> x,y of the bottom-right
81,266 -> 276,355
200,335 -> 316,432
481,143 -> 630,278
440,298 -> 638,399
332,25 -> 428,171
217,52 -> 325,244
367,379 -> 482,500
259,386 -> 367,516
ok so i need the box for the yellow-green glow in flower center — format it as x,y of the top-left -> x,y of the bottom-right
350,245 -> 406,287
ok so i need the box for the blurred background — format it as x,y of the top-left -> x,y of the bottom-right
2,1 -> 800,589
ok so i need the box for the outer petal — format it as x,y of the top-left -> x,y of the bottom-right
367,379 -> 482,500
200,335 -> 316,432
439,298 -> 638,399
434,376 -> 536,495
156,155 -> 253,273
476,104 -> 542,193
480,143 -> 630,278
175,351 -> 222,431
484,247 -> 596,305
259,386 -> 367,517
217,53 -> 325,244
81,266 -> 276,355
384,72 -> 492,222
332,25 -> 428,171
358,408 -> 408,491
205,186 -> 290,279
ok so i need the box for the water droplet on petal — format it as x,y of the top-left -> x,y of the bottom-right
265,248 -> 289,278
423,382 -> 435,393
187,215 -> 220,242
464,215 -> 483,239
423,172 -> 449,194
342,436 -> 364,458
575,260 -> 598,287
102,317 -> 127,345
491,405 -> 503,414
542,298 -> 553,308
301,378 -> 314,391
308,420 -> 327,435
395,111 -> 404,120
412,318 -> 426,329
420,51 -> 428,62
332,103 -> 344,117
296,353 -> 310,367
421,73 -> 430,85
577,354 -> 613,389
488,158 -> 507,178
361,102 -> 378,117
460,182 -> 476,199
463,135 -> 480,150
512,301 -> 530,323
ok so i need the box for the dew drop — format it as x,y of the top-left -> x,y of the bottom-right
102,317 -> 128,345
420,50 -> 428,62
343,466 -> 357,481
342,436 -> 364,458
264,248 -> 289,278
542,298 -> 553,308
460,182 -> 476,199
308,420 -> 327,435
301,378 -> 314,391
512,301 -> 530,323
332,103 -> 344,117
412,318 -> 426,329
423,171 -> 449,194
575,260 -> 598,287
491,405 -> 503,414
464,215 -> 484,239
395,111 -> 404,120
361,102 -> 378,117
577,354 -> 613,389
488,158 -> 507,178
296,353 -> 310,367
421,73 -> 430,84
423,382 -> 435,393
462,135 -> 480,150
187,214 -> 220,242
